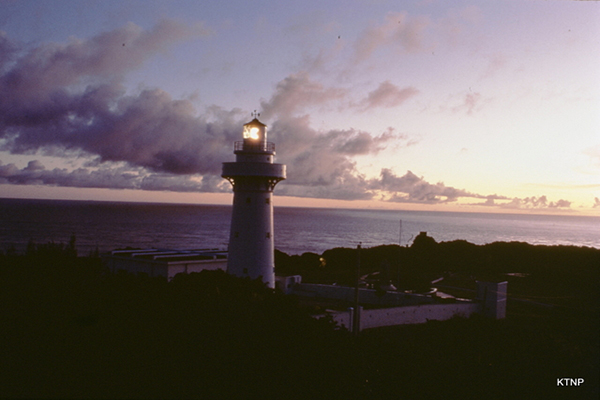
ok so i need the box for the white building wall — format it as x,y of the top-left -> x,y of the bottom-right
360,303 -> 480,329
313,280 -> 507,332
103,255 -> 226,280
327,302 -> 481,331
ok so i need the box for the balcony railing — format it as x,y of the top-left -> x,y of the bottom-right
234,141 -> 275,153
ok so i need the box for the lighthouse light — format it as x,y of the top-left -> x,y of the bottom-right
243,126 -> 261,140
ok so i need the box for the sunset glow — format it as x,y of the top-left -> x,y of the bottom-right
0,0 -> 598,215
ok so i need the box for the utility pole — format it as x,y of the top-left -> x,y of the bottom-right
399,219 -> 402,246
398,220 -> 403,289
353,242 -> 361,335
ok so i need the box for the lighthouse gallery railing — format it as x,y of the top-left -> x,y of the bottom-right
234,141 -> 275,153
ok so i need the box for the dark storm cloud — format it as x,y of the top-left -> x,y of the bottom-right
2,84 -> 241,175
0,159 -> 227,193
268,116 -> 406,191
0,160 -> 140,189
269,116 -> 366,188
0,21 -> 244,176
0,22 -> 393,185
0,22 -> 413,199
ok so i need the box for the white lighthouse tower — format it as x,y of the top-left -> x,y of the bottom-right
222,113 -> 286,288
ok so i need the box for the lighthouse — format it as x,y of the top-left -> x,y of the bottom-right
222,113 -> 286,288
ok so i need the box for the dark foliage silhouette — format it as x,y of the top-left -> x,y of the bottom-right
0,238 -> 598,399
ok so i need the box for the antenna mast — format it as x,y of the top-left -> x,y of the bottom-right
399,219 -> 402,246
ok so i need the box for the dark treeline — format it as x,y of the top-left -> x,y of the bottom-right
0,242 -> 352,399
0,238 -> 598,399
276,234 -> 600,303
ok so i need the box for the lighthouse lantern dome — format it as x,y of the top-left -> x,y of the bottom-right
243,118 -> 267,143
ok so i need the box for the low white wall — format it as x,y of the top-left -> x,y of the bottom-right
328,302 -> 481,331
361,302 -> 480,329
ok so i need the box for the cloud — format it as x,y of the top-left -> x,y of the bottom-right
140,173 -> 227,193
467,194 -> 577,211
261,75 -> 419,117
0,30 -> 18,70
259,72 -> 347,119
0,22 -> 577,211
497,196 -> 572,210
252,116 -> 415,201
255,78 -> 416,200
0,23 -> 419,202
370,169 -> 488,204
354,12 -> 431,62
1,160 -> 140,189
451,91 -> 484,115
358,81 -> 419,111
323,127 -> 405,156
0,159 -> 228,193
269,116 -> 391,188
0,21 -> 239,177
279,175 -> 373,201
1,83 -> 242,175
1,20 -> 207,107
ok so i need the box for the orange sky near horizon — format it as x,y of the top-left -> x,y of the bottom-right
1,184 -> 598,218
0,1 -> 598,216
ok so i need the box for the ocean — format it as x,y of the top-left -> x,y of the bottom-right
0,198 -> 598,255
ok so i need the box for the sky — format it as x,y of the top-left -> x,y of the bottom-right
0,0 -> 598,215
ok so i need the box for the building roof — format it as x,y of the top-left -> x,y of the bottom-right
244,117 -> 266,127
106,248 -> 227,265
